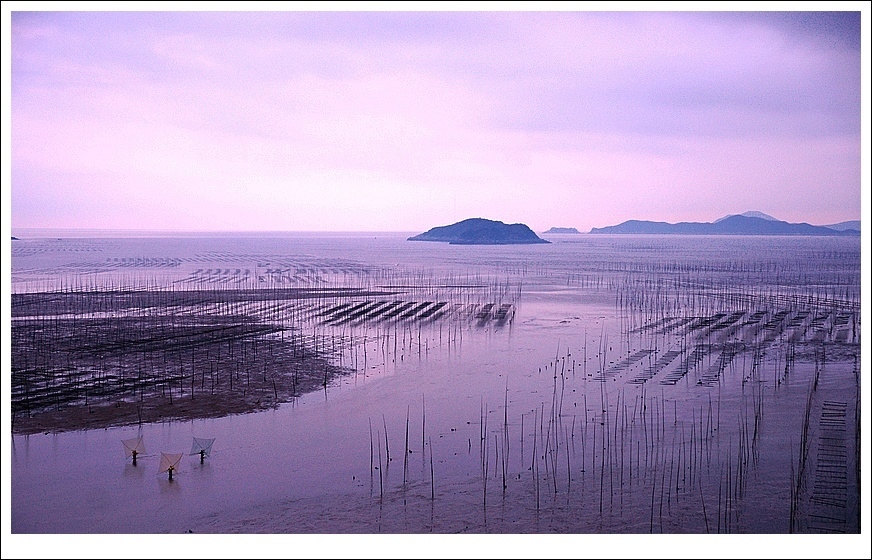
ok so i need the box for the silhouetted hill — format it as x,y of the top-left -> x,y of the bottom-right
589,215 -> 859,236
543,227 -> 581,234
409,218 -> 550,245
823,220 -> 860,232
714,211 -> 778,222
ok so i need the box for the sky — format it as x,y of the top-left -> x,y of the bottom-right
4,3 -> 868,233
2,5 -> 871,557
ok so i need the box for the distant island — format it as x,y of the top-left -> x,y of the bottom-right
590,213 -> 859,236
714,211 -> 778,222
823,220 -> 861,232
409,218 -> 550,245
543,227 -> 581,234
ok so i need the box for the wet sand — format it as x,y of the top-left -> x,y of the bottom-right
11,358 -> 342,436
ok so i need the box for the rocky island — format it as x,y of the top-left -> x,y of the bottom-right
409,218 -> 550,245
543,227 -> 580,234
590,213 -> 859,236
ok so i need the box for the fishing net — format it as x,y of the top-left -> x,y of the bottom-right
121,436 -> 146,458
190,437 -> 216,457
158,452 -> 183,474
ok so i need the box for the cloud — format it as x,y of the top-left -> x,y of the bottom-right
10,10 -> 862,231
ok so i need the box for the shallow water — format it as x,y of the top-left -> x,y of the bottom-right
9,232 -> 862,538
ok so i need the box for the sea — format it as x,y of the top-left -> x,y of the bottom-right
7,230 -> 865,554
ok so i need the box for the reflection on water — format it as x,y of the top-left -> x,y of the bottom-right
122,463 -> 145,479
188,461 -> 213,477
158,477 -> 182,495
10,233 -> 861,535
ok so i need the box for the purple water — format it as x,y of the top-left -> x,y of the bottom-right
8,231 -> 864,554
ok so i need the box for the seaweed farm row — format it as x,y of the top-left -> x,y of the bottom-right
10,278 -> 518,430
348,304 -> 860,534
10,234 -> 861,535
336,243 -> 861,534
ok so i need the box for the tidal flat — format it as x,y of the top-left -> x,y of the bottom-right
10,232 -> 862,540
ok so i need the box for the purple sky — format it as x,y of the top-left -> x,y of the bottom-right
7,6 -> 865,232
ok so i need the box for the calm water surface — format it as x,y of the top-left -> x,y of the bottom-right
10,232 -> 863,541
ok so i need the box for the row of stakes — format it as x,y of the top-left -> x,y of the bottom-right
122,435 -> 215,480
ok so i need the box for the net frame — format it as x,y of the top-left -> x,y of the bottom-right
121,436 -> 146,458
158,452 -> 183,474
190,437 -> 216,457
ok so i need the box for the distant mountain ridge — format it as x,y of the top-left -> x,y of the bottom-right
543,227 -> 581,234
714,211 -> 778,222
590,214 -> 859,236
408,218 -> 550,245
823,220 -> 861,232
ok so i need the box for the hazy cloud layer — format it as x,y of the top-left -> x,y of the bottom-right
11,9 -> 862,232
